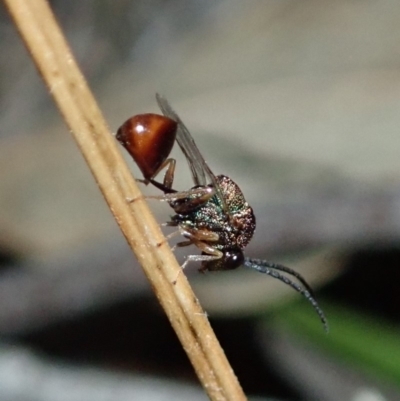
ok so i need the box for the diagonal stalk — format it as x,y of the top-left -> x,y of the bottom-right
3,0 -> 247,400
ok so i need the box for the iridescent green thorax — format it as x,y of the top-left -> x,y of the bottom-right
170,175 -> 256,255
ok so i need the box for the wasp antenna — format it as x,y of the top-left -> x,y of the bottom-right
243,258 -> 329,332
244,257 -> 315,296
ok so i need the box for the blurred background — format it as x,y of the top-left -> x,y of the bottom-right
1,1 -> 400,400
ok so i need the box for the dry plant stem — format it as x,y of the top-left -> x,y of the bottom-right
4,1 -> 247,400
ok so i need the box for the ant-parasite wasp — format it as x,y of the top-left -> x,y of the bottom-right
116,94 -> 328,331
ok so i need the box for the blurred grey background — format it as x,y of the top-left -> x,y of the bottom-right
1,1 -> 400,400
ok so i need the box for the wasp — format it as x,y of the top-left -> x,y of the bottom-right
117,94 -> 328,331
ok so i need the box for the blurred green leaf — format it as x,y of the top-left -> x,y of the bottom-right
271,300 -> 400,387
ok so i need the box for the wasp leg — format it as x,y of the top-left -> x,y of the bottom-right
170,226 -> 222,283
178,225 -> 219,242
148,186 -> 215,214
172,240 -> 222,283
181,253 -> 221,270
180,232 -> 223,268
173,225 -> 223,276
146,158 -> 177,193
173,240 -> 192,250
156,220 -> 219,250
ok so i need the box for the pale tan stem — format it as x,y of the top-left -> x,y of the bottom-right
3,0 -> 247,400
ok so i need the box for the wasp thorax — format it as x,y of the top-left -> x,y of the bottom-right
215,175 -> 256,249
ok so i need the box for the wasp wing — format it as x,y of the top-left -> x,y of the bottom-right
156,94 -> 207,185
155,93 -> 219,186
156,94 -> 228,214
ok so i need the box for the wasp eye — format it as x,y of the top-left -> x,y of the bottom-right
223,248 -> 245,270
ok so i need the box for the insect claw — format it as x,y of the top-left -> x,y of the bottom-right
172,269 -> 182,285
126,195 -> 143,204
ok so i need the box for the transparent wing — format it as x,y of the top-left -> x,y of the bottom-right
156,94 -> 226,211
156,93 -> 211,186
